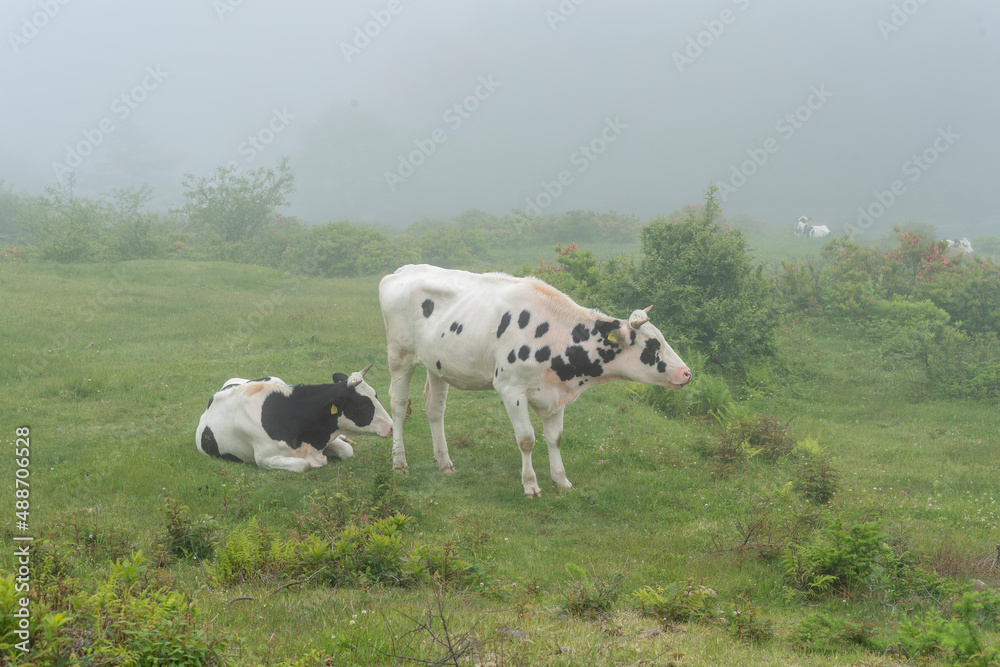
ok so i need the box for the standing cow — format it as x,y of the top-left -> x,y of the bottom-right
379,264 -> 691,496
195,366 -> 392,472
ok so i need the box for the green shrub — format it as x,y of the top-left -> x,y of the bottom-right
161,495 -> 215,561
897,590 -> 1000,665
725,596 -> 774,644
635,185 -> 780,370
790,613 -> 880,654
790,439 -> 839,505
782,518 -> 897,598
213,516 -> 296,586
559,563 -> 625,619
632,581 -> 717,623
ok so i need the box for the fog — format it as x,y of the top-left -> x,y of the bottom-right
2,0 -> 997,238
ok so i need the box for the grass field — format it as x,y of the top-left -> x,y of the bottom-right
2,257 -> 998,665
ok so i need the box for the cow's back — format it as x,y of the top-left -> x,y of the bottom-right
196,380 -> 291,463
380,265 -> 531,389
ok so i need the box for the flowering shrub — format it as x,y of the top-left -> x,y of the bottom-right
780,230 -> 1000,399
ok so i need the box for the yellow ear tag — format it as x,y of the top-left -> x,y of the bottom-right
330,405 -> 339,415
607,331 -> 618,344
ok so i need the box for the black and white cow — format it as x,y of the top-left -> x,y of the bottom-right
379,264 -> 692,496
195,366 -> 392,472
795,216 -> 830,238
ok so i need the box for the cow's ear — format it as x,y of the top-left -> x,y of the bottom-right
332,373 -> 349,384
629,306 -> 651,330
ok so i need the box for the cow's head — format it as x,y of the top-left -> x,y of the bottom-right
328,365 -> 393,438
600,306 -> 691,389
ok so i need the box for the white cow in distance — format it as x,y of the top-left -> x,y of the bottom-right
379,264 -> 692,496
946,237 -> 974,254
795,216 -> 830,238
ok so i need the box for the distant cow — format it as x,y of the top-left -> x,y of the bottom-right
195,366 -> 392,472
795,216 -> 830,238
946,237 -> 974,257
379,264 -> 691,496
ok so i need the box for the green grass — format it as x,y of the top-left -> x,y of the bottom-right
1,259 -> 998,665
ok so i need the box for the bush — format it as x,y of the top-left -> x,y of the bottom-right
213,516 -> 296,586
632,581 -> 717,623
161,495 -> 216,561
790,613 -> 881,654
559,563 -> 625,619
782,518 -> 898,598
897,590 -> 1000,665
635,185 -> 780,370
790,438 -> 839,505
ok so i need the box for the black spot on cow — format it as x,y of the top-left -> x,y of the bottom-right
571,323 -> 590,343
640,338 -> 661,367
201,426 -> 243,463
657,361 -> 667,373
518,345 -> 531,361
579,380 -> 585,386
450,321 -> 458,332
594,320 -> 621,344
456,324 -> 463,334
206,395 -> 214,410
518,310 -> 531,329
507,350 -> 517,364
534,346 -> 551,363
497,311 -> 512,338
630,330 -> 637,345
597,347 -> 618,364
260,381 -> 376,451
550,345 -> 604,382
495,368 -> 499,378
436,361 -> 442,370
422,299 -> 434,318
534,322 -> 549,338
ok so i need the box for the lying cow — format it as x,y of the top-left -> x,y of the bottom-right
195,366 -> 392,472
795,216 -> 830,238
946,237 -> 974,254
379,264 -> 691,496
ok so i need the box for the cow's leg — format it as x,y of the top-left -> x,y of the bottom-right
387,343 -> 416,473
539,406 -> 572,489
324,436 -> 354,460
498,391 -> 541,497
423,372 -> 454,473
254,450 -> 312,473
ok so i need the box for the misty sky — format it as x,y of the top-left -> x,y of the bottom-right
2,0 -> 997,238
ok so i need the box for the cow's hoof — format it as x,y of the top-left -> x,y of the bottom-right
555,480 -> 573,490
393,464 -> 410,474
441,465 -> 455,474
524,487 -> 542,497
